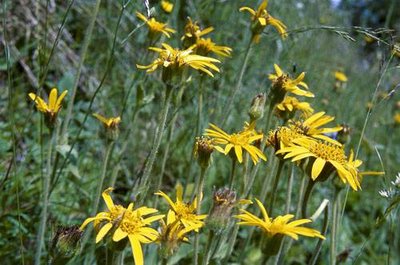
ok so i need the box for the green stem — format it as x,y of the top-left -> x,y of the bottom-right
229,159 -> 237,190
34,128 -> 56,265
196,75 -> 205,137
309,202 -> 330,265
202,231 -> 215,265
221,39 -> 253,125
61,0 -> 102,141
222,224 -> 239,264
194,167 -> 206,265
138,88 -> 173,201
268,160 -> 285,216
301,178 -> 315,218
330,190 -> 340,265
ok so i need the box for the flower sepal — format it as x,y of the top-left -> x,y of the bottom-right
261,234 -> 284,257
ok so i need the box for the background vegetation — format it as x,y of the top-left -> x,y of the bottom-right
1,0 -> 400,264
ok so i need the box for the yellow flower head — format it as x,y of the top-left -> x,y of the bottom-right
275,96 -> 314,119
268,64 -> 314,103
161,0 -> 173,13
289,112 -> 342,144
137,43 -> 220,80
136,12 -> 175,38
29,88 -> 68,122
204,122 -> 267,164
334,71 -> 348,82
80,188 -> 164,265
181,17 -> 214,47
240,0 -> 287,43
267,125 -> 304,151
157,212 -> 202,257
394,113 -> 400,125
235,199 -> 324,240
192,38 -> 232,57
155,184 -> 207,229
93,113 -> 121,129
277,138 -> 361,190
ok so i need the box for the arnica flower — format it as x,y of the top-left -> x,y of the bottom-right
275,96 -> 314,120
93,113 -> 121,129
181,17 -> 214,48
192,38 -> 232,57
136,12 -> 175,38
334,71 -> 348,82
79,188 -> 164,265
204,122 -> 267,164
155,184 -> 207,229
29,88 -> 68,126
394,113 -> 400,125
194,136 -> 214,169
276,138 -> 361,190
236,198 -> 324,241
267,125 -> 304,152
161,0 -> 173,13
289,112 -> 342,144
157,212 -> 202,257
239,0 -> 287,43
268,64 -> 313,105
137,43 -> 220,82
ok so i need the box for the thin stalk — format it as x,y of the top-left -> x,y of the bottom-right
92,141 -> 114,215
330,190 -> 340,265
61,0 -> 103,140
202,231 -> 215,265
274,165 -> 294,264
309,202 -> 330,265
268,160 -> 285,216
229,159 -> 237,190
221,39 -> 253,125
196,75 -> 205,137
222,224 -> 239,265
194,167 -> 206,265
301,178 -> 315,218
138,88 -> 173,201
34,128 -> 56,265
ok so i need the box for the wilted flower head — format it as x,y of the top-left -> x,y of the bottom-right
50,225 -> 83,260
239,0 -> 287,43
93,113 -> 121,140
194,136 -> 214,169
29,88 -> 68,127
136,12 -> 175,38
268,64 -> 313,105
137,43 -> 220,82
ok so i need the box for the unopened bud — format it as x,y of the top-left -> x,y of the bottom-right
248,93 -> 266,122
50,225 -> 82,261
207,188 -> 237,233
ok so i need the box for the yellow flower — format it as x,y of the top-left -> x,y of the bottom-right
239,0 -> 287,42
394,113 -> 400,124
276,138 -> 361,190
93,113 -> 121,129
157,213 -> 202,256
192,38 -> 232,57
181,17 -> 214,46
276,96 -> 314,118
289,112 -> 342,144
161,0 -> 173,13
136,12 -> 175,38
112,207 -> 164,265
267,125 -> 305,151
269,64 -> 314,100
235,199 -> 324,240
137,43 -> 220,78
80,188 -> 164,265
29,88 -> 68,118
155,184 -> 207,228
334,71 -> 348,82
204,122 -> 267,164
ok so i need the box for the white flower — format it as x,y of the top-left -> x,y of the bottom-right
391,173 -> 400,187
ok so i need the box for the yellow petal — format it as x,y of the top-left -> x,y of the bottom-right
113,227 -> 128,242
96,222 -> 113,243
129,235 -> 144,265
48,88 -> 58,111
311,158 -> 326,180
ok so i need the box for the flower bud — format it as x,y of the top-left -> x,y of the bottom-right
194,136 -> 214,169
248,93 -> 266,122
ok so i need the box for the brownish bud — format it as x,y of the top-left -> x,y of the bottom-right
194,136 -> 214,169
248,93 -> 266,122
207,188 -> 237,233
